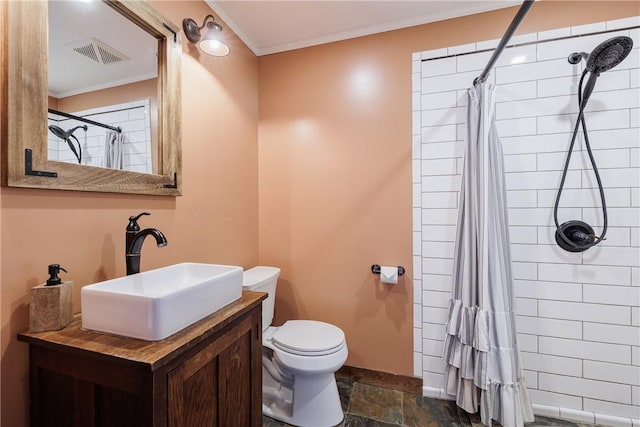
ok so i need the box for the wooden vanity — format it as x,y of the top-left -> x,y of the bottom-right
18,291 -> 266,427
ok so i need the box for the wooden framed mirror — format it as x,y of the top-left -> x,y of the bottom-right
1,0 -> 182,196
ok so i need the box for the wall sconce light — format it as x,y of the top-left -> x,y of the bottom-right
182,14 -> 230,57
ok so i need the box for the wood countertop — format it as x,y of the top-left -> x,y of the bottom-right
18,290 -> 267,371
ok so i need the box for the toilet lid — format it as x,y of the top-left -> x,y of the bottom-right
272,320 -> 345,356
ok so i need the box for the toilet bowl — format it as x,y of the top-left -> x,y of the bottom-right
243,266 -> 348,427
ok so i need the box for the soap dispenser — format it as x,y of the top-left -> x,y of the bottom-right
29,264 -> 74,332
46,264 -> 67,285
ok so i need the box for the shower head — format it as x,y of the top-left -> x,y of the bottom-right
586,36 -> 633,74
48,125 -> 67,139
554,38 -> 624,253
48,124 -> 88,140
567,36 -> 634,109
567,36 -> 633,74
47,124 -> 86,164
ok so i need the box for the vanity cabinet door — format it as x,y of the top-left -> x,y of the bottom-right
167,311 -> 261,427
27,345 -> 152,427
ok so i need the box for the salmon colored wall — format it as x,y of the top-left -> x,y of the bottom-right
47,96 -> 58,109
2,1 -> 639,425
257,1 -> 640,376
0,1 -> 259,426
57,79 -> 159,171
0,0 -> 5,414
57,78 -> 156,113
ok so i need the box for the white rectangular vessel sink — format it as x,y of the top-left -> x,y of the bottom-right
81,263 -> 243,341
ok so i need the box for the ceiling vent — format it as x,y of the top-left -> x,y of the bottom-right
66,38 -> 129,65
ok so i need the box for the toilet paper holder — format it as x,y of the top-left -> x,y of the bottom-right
371,264 -> 405,276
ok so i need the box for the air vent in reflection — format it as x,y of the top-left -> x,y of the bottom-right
66,38 -> 129,65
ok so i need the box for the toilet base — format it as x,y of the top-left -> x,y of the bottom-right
263,372 -> 344,427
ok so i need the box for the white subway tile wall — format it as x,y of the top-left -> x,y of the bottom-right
47,99 -> 153,173
413,19 -> 640,425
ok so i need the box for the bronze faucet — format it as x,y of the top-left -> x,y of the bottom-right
125,212 -> 167,275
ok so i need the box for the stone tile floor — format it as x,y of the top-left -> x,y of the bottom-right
263,379 -> 605,427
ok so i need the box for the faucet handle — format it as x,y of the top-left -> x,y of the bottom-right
127,212 -> 151,232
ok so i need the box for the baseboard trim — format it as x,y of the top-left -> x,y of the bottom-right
415,387 -> 638,427
336,365 -> 422,394
423,385 -> 453,400
532,403 -> 639,427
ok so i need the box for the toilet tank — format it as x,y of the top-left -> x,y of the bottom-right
242,266 -> 280,330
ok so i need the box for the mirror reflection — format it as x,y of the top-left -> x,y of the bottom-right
47,0 -> 159,174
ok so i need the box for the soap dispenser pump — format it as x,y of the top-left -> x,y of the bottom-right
46,264 -> 68,286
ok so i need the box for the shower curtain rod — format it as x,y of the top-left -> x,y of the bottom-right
48,108 -> 122,133
474,0 -> 535,85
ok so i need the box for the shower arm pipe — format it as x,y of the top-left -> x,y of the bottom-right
48,108 -> 122,133
474,0 -> 535,85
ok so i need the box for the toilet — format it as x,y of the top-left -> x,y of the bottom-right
242,266 -> 348,427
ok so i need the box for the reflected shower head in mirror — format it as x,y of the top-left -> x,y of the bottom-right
47,124 -> 67,140
47,124 -> 87,164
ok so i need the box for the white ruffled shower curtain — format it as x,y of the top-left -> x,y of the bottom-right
443,80 -> 534,427
104,130 -> 124,170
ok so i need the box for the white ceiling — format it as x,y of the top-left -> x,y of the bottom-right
47,1 -> 521,96
207,1 -> 521,56
48,1 -> 158,98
